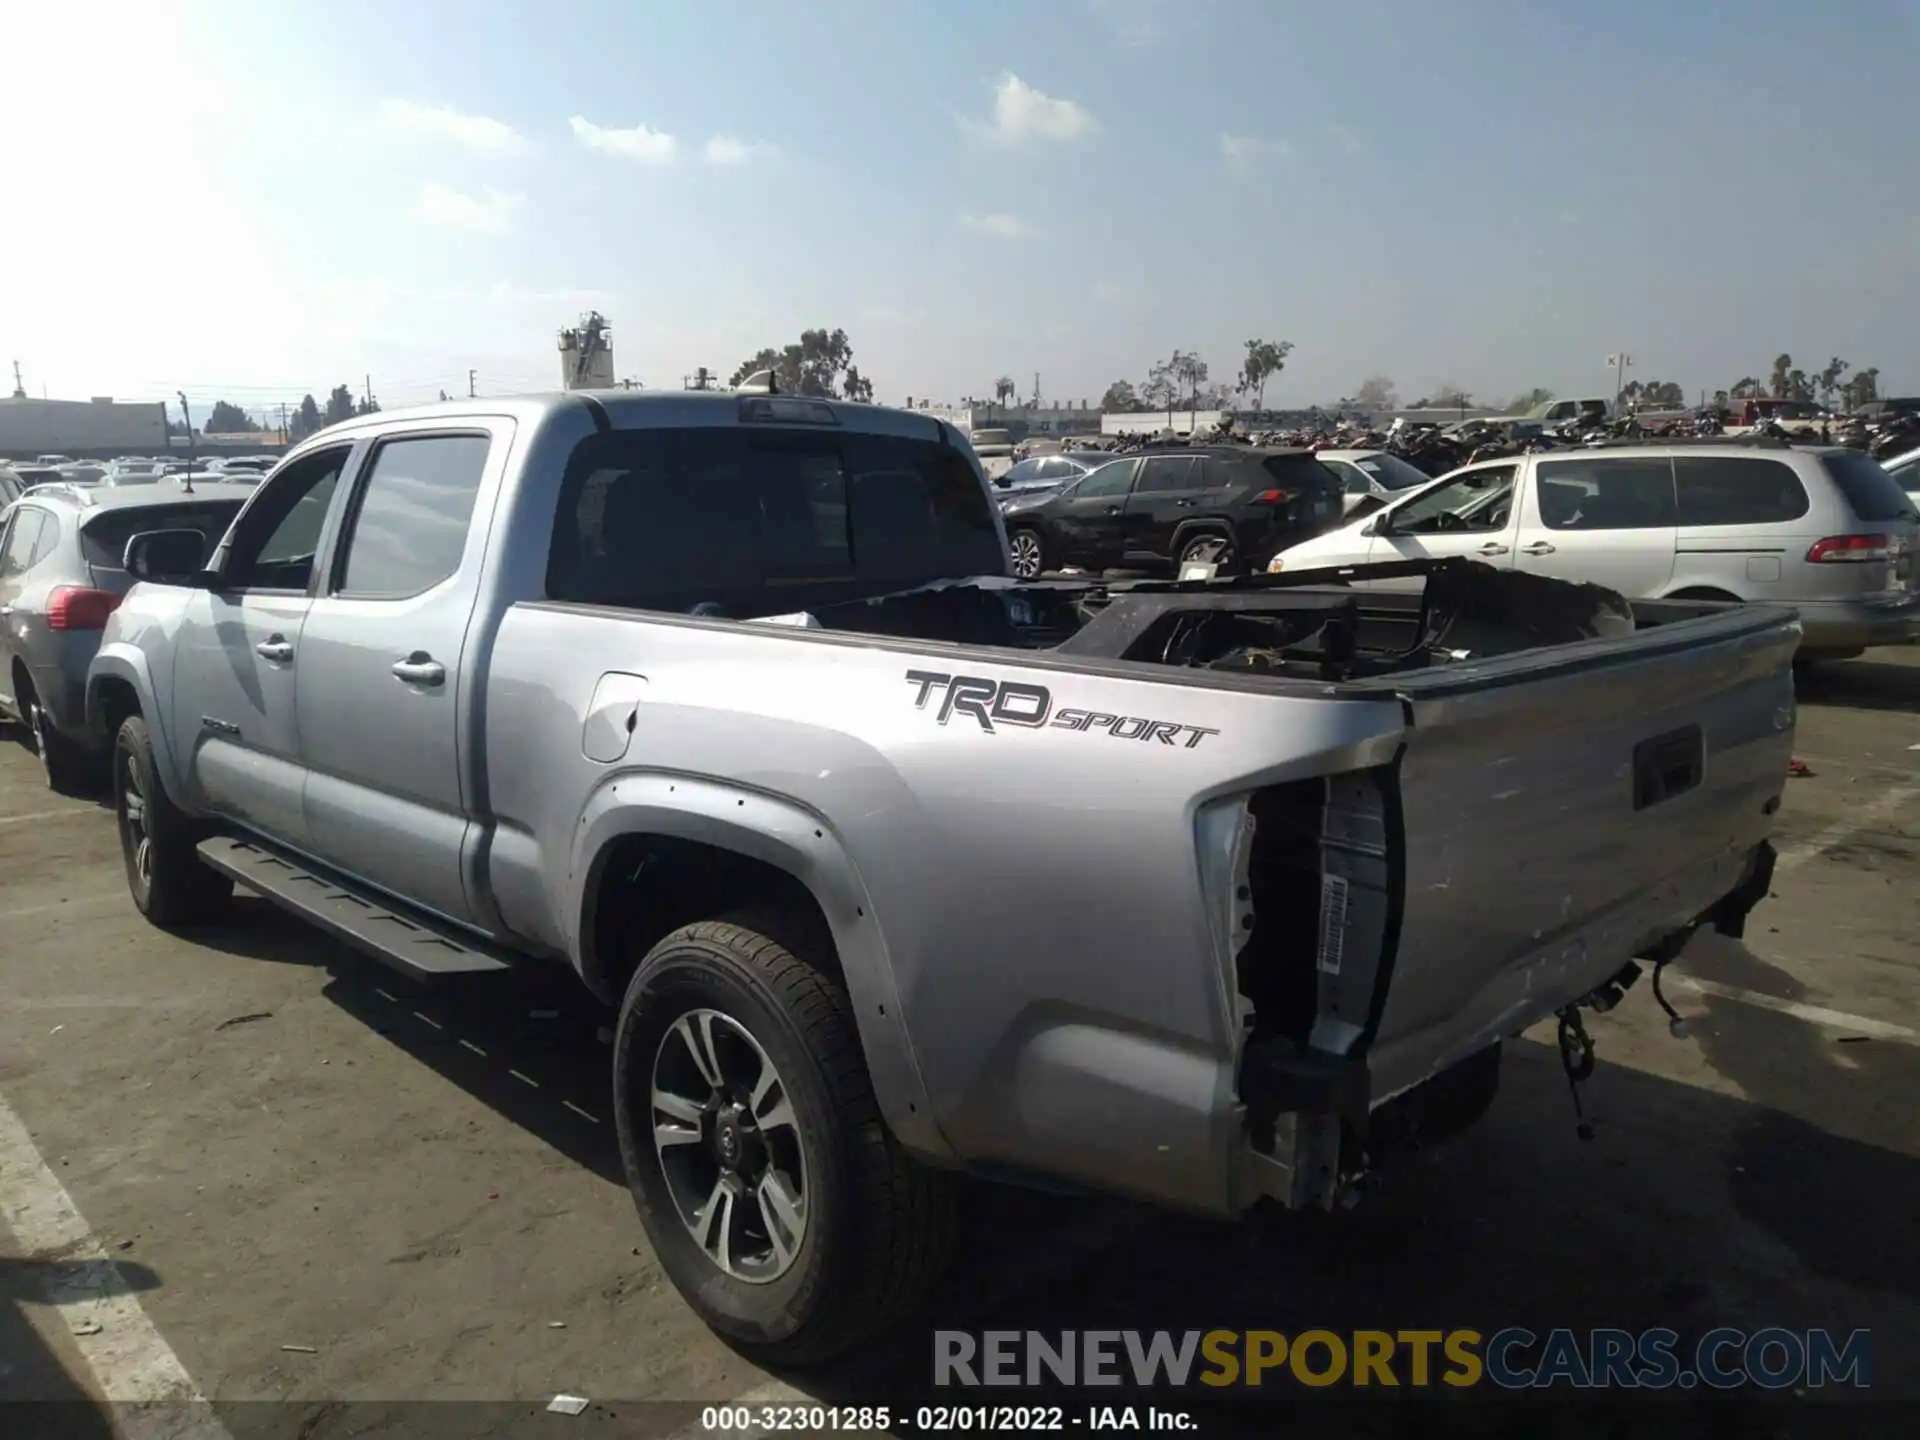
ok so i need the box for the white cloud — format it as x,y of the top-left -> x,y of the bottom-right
1085,0 -> 1166,49
415,182 -> 521,233
966,74 -> 1098,146
962,212 -> 1028,239
570,115 -> 678,163
378,100 -> 530,156
703,135 -> 774,165
1219,133 -> 1292,175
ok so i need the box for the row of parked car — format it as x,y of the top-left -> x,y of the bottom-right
988,436 -> 1920,662
0,452 -> 276,505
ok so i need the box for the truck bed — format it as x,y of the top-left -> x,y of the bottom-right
480,559 -> 1796,1216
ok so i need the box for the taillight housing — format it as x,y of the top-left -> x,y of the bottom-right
1805,534 -> 1891,563
46,586 -> 123,631
1251,488 -> 1291,505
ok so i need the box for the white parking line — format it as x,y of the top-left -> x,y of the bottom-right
1775,778 -> 1920,872
0,1087 -> 232,1438
1673,976 -> 1918,1042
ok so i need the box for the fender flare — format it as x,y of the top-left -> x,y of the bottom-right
567,769 -> 955,1164
86,646 -> 190,799
1171,518 -> 1235,557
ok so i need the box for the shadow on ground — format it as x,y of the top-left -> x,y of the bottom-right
1794,657 -> 1920,715
203,915 -> 1919,1430
0,1255 -> 164,1437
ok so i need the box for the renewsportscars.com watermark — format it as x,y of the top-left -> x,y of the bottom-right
934,1328 -> 1873,1391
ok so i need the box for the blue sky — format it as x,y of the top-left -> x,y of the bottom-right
7,0 -> 1917,418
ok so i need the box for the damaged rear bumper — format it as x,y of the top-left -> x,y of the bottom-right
1231,838 -> 1780,1213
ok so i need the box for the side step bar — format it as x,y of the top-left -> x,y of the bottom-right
197,836 -> 518,982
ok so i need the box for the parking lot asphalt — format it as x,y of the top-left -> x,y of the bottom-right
1,651 -> 1915,1437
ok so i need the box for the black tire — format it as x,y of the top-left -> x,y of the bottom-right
1177,531 -> 1237,574
19,679 -> 97,796
113,715 -> 233,929
612,916 -> 958,1365
1006,526 -> 1048,579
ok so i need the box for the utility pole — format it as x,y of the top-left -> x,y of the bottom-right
364,374 -> 374,409
9,360 -> 23,399
468,369 -> 477,398
277,401 -> 288,443
176,392 -> 196,493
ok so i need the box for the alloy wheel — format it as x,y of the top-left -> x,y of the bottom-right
1008,531 -> 1043,579
650,1008 -> 808,1284
121,750 -> 152,889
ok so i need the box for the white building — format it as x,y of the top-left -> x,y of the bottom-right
0,396 -> 170,458
924,401 -> 1105,438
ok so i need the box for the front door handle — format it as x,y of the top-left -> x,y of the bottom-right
1478,542 -> 1510,555
255,637 -> 293,662
1105,505 -> 1122,515
1521,541 -> 1556,556
391,653 -> 447,686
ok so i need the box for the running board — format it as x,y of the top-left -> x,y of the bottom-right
196,836 -> 517,981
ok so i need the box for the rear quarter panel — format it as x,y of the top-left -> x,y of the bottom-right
482,606 -> 1409,1210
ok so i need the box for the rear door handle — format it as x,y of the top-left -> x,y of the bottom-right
391,653 -> 447,686
255,637 -> 293,662
1521,541 -> 1556,555
1477,542 -> 1510,555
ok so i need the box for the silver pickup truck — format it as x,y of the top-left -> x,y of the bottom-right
87,391 -> 1794,1363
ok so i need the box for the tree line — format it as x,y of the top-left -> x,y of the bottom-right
192,386 -> 381,442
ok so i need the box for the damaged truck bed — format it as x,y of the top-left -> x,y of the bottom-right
94,392 -> 1796,1363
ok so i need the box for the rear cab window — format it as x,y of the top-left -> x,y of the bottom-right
547,426 -> 1005,614
1820,451 -> 1920,524
333,434 -> 492,598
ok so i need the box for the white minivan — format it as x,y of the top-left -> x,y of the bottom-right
1270,442 -> 1920,659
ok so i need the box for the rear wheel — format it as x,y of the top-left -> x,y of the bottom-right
1007,527 -> 1048,579
18,678 -> 95,796
113,715 -> 232,928
613,916 -> 958,1365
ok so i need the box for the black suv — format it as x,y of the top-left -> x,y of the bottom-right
998,446 -> 1346,578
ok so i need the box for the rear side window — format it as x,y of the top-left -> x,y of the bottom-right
1535,457 -> 1676,530
1135,457 -> 1199,493
1821,451 -> 1919,523
0,509 -> 51,577
1260,454 -> 1343,493
80,502 -> 246,571
1673,457 -> 1809,526
336,434 -> 491,599
547,427 -> 1003,609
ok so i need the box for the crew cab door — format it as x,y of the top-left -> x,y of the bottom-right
1514,454 -> 1677,598
293,425 -> 505,928
1361,462 -> 1520,589
1120,455 -> 1202,562
172,443 -> 356,838
1053,458 -> 1137,567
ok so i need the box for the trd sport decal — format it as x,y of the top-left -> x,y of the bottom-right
904,669 -> 1221,749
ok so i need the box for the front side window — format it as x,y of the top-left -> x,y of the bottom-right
1674,456 -> 1809,526
1000,459 -> 1043,485
1071,460 -> 1138,499
336,434 -> 491,599
1535,457 -> 1676,530
1388,465 -> 1517,535
224,446 -> 352,590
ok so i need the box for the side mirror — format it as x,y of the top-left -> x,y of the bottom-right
1366,510 -> 1394,537
124,528 -> 209,584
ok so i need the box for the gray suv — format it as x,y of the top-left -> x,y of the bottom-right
1,481 -> 253,790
